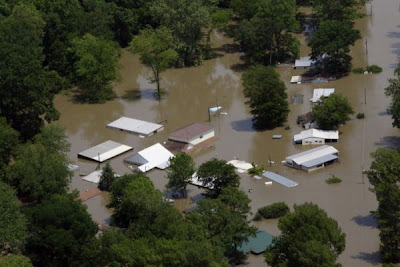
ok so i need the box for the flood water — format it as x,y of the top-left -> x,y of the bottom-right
54,1 -> 400,266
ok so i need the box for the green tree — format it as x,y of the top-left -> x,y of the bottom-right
0,181 -> 27,255
313,0 -> 365,23
197,158 -> 240,198
265,203 -> 346,267
24,193 -> 98,267
0,118 -> 19,179
204,9 -> 232,59
365,148 -> 400,263
34,124 -> 70,155
0,254 -> 32,267
312,93 -> 354,130
71,33 -> 120,103
98,163 -> 116,191
242,65 -> 289,129
309,20 -> 360,74
166,153 -> 196,198
130,27 -> 178,99
150,0 -> 214,67
0,4 -> 60,140
385,63 -> 400,129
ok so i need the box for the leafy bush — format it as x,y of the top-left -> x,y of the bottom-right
352,67 -> 365,74
326,175 -> 342,184
253,213 -> 263,221
284,125 -> 290,130
255,202 -> 289,220
366,64 -> 382,73
356,113 -> 365,119
248,166 -> 264,175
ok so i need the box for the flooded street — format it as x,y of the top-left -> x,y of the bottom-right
54,1 -> 400,266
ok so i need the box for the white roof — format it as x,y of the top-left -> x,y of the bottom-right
107,117 -> 164,136
295,56 -> 314,68
310,88 -> 335,103
294,129 -> 339,142
128,143 -> 174,172
82,170 -> 120,183
290,75 -> 302,83
78,140 -> 132,162
286,145 -> 338,165
227,160 -> 253,173
189,173 -> 214,189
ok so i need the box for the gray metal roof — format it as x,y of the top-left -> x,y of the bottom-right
107,117 -> 163,136
302,154 -> 338,168
262,171 -> 299,187
286,145 -> 338,165
78,140 -> 132,162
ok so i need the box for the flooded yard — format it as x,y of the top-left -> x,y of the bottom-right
54,1 -> 400,266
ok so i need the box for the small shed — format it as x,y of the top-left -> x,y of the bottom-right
82,170 -> 120,183
294,56 -> 315,69
285,145 -> 339,172
124,143 -> 174,172
78,140 -> 132,162
165,123 -> 216,152
294,129 -> 339,145
107,117 -> 164,137
310,88 -> 335,103
238,230 -> 274,255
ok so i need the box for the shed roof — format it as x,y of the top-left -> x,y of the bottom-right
310,88 -> 335,103
107,117 -> 163,136
82,170 -> 120,183
294,129 -> 339,142
286,145 -> 338,165
169,123 -> 214,141
295,56 -> 314,68
302,154 -> 338,168
262,171 -> 299,187
78,140 -> 132,162
124,143 -> 174,172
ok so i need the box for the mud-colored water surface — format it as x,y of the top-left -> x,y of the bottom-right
54,1 -> 400,266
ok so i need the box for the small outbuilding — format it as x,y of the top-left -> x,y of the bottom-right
285,145 -> 339,172
124,143 -> 174,172
291,75 -> 329,84
78,140 -> 132,162
107,116 -> 164,137
165,123 -> 216,152
294,56 -> 315,69
294,129 -> 339,145
310,88 -> 335,103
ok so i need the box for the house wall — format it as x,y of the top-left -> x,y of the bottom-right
189,131 -> 215,145
301,137 -> 325,145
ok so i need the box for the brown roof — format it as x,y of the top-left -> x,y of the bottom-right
169,123 -> 214,141
297,112 -> 312,124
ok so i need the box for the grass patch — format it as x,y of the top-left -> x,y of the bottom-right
248,165 -> 264,176
352,67 -> 365,74
326,175 -> 342,184
253,202 -> 289,220
366,64 -> 382,73
356,113 -> 365,119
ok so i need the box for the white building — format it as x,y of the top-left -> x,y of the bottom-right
294,56 -> 315,69
294,129 -> 339,145
166,123 -> 215,151
310,88 -> 335,103
285,145 -> 339,172
107,116 -> 164,137
78,140 -> 133,162
124,143 -> 174,172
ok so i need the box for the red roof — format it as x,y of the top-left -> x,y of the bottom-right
169,123 -> 214,141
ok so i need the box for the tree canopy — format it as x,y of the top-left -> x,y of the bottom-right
265,202 -> 346,267
242,65 -> 289,129
312,93 -> 354,130
197,158 -> 240,197
98,163 -> 116,191
365,148 -> 400,263
0,118 -> 19,178
166,153 -> 196,197
71,33 -> 120,103
130,26 -> 178,99
385,63 -> 400,129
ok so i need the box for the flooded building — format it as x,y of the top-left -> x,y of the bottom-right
310,88 -> 335,103
78,140 -> 132,162
297,111 -> 317,129
285,145 -> 339,172
165,123 -> 215,152
107,116 -> 164,137
294,129 -> 339,145
294,56 -> 315,69
124,143 -> 174,172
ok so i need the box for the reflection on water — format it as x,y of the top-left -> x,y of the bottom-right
54,2 -> 400,266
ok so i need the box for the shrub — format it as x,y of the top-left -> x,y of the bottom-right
253,213 -> 263,221
326,175 -> 342,184
284,125 -> 290,130
255,202 -> 289,220
352,67 -> 365,74
356,113 -> 365,119
366,64 -> 382,73
248,166 -> 264,175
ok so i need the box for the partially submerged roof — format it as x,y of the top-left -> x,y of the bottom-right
227,160 -> 253,173
190,173 -> 214,189
294,56 -> 315,68
124,143 -> 174,172
286,145 -> 338,165
310,88 -> 335,103
82,170 -> 120,183
238,230 -> 274,254
107,117 -> 163,136
262,171 -> 299,187
78,140 -> 132,162
169,123 -> 214,141
297,112 -> 312,124
290,75 -> 302,83
302,154 -> 338,168
294,129 -> 339,142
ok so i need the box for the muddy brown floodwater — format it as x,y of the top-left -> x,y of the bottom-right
54,1 -> 400,266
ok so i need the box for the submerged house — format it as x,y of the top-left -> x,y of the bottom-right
124,143 -> 174,172
310,88 -> 335,103
294,129 -> 339,145
297,112 -> 317,129
107,116 -> 164,137
165,123 -> 215,152
294,56 -> 315,69
78,140 -> 132,162
285,145 -> 339,172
